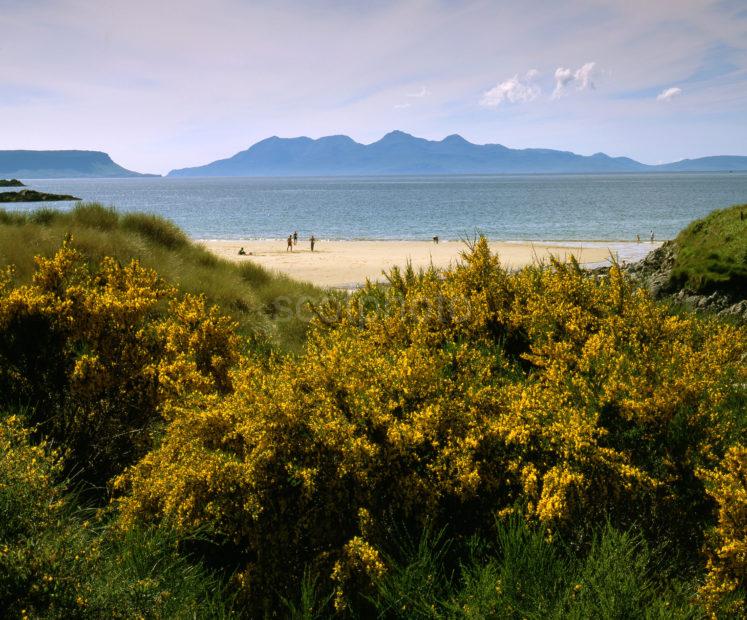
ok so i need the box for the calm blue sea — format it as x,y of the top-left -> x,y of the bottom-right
8,173 -> 747,241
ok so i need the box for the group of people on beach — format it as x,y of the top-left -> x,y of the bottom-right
636,230 -> 656,243
237,230 -> 317,257
286,230 -> 315,252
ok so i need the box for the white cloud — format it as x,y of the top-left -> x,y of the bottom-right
480,70 -> 541,107
393,102 -> 412,109
406,86 -> 430,98
656,86 -> 682,101
552,62 -> 597,98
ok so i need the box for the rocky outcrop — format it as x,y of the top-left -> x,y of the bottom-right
0,189 -> 81,202
623,241 -> 678,298
595,240 -> 747,323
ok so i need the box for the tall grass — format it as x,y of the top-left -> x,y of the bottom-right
0,203 -> 325,352
0,410 -> 234,618
357,520 -> 699,618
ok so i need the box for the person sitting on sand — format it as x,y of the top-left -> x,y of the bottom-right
310,235 -> 316,252
238,247 -> 246,255
287,235 -> 293,251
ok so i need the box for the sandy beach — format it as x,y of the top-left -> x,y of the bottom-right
201,239 -> 658,289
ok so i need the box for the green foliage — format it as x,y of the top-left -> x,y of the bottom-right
670,203 -> 747,294
0,412 -> 232,619
0,203 -> 322,351
370,521 -> 699,619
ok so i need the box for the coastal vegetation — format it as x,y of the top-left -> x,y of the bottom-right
0,189 -> 81,203
0,179 -> 24,187
0,203 -> 322,351
0,205 -> 745,617
669,203 -> 747,295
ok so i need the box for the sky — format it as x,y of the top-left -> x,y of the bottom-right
1,0 -> 746,174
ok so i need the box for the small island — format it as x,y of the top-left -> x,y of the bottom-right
0,179 -> 25,187
0,189 -> 81,202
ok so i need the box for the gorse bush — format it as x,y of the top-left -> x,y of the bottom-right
698,444 -> 747,617
0,239 -> 240,489
114,238 -> 747,613
0,414 -> 63,545
1,217 -> 745,616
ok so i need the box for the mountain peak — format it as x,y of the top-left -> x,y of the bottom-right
442,134 -> 469,144
379,130 -> 416,141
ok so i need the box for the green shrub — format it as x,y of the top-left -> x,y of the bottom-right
0,412 -> 233,618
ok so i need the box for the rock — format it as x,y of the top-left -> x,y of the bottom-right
0,189 -> 81,202
718,300 -> 747,322
586,239 -> 746,324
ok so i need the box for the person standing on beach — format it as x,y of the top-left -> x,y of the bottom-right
293,231 -> 298,246
310,235 -> 316,252
287,235 -> 293,251
650,230 -> 655,243
636,234 -> 640,243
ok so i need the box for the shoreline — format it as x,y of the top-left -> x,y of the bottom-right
201,238 -> 660,289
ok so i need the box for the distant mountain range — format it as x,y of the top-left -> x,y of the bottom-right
0,150 -> 155,179
168,131 -> 747,177
2,136 -> 746,179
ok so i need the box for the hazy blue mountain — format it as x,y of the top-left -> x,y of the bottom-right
655,156 -> 747,172
0,150 -> 156,179
168,131 -> 747,177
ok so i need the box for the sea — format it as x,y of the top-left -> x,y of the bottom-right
8,173 -> 747,246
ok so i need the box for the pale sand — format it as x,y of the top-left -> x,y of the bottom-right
201,239 -> 658,289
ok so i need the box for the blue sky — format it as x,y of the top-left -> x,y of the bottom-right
1,0 -> 746,174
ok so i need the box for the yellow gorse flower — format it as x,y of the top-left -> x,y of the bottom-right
0,238 -> 240,486
111,237 -> 746,609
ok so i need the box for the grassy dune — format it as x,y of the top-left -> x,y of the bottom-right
671,203 -> 747,295
0,203 -> 325,352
